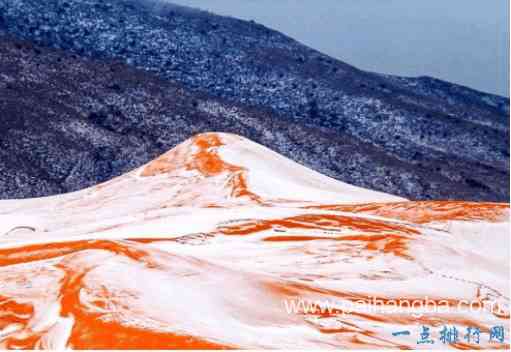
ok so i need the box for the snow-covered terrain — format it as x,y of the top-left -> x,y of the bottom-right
1,0 -> 509,202
0,133 -> 508,349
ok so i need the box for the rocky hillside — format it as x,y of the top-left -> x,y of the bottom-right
0,0 -> 509,201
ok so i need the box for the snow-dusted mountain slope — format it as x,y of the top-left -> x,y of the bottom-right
0,0 -> 509,201
0,133 -> 509,349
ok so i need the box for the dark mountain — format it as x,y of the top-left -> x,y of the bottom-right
0,0 -> 509,201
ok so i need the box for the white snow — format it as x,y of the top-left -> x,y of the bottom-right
0,133 -> 508,349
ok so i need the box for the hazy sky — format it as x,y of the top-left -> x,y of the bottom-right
171,0 -> 509,97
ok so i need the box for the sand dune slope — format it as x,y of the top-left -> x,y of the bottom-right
0,133 -> 508,349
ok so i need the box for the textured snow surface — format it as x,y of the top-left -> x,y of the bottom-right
0,133 -> 509,349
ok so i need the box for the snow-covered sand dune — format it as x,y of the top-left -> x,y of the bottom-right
0,133 -> 508,349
